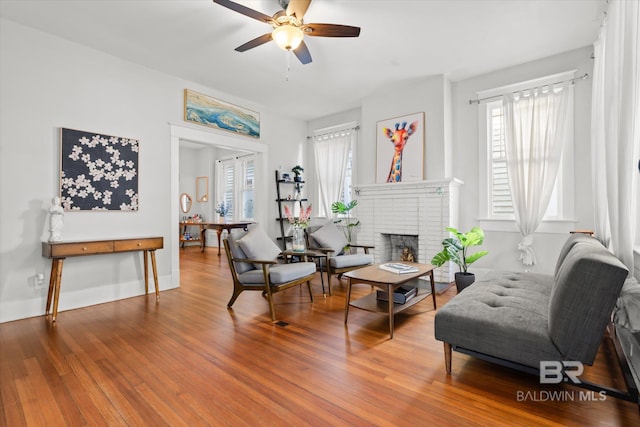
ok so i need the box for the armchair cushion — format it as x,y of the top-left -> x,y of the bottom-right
226,231 -> 255,274
237,227 -> 281,268
237,262 -> 317,285
311,221 -> 348,255
329,253 -> 374,269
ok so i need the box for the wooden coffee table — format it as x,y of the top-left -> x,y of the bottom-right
344,262 -> 436,338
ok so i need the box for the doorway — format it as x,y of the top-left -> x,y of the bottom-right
170,123 -> 268,287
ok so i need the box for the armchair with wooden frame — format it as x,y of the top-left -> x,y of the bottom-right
223,228 -> 316,322
305,221 -> 374,294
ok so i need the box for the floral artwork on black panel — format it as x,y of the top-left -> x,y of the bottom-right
60,128 -> 139,211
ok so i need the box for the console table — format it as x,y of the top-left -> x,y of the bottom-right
198,222 -> 253,255
42,236 -> 164,322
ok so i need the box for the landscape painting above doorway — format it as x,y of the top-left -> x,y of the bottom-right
376,112 -> 424,183
184,89 -> 260,139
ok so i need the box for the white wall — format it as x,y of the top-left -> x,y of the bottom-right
360,74 -> 452,184
0,19 -> 306,322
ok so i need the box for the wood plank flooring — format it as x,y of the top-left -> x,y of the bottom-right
1,246 -> 638,426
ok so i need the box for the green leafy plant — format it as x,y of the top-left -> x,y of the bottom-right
431,226 -> 488,273
331,200 -> 360,244
291,165 -> 304,177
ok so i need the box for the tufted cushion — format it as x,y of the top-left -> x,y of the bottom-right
237,262 -> 316,285
225,231 -> 255,274
237,227 -> 282,269
329,253 -> 373,269
311,221 -> 348,255
435,271 -> 563,368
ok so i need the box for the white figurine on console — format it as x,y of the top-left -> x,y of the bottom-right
48,196 -> 64,242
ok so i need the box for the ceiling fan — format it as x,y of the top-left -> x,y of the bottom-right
213,0 -> 361,65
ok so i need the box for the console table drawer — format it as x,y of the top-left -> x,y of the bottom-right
114,237 -> 163,252
45,241 -> 114,257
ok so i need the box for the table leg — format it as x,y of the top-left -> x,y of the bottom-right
217,228 -> 223,256
45,259 -> 58,315
387,283 -> 394,339
200,225 -> 206,252
318,257 -> 326,297
150,250 -> 160,301
52,258 -> 64,323
429,271 -> 437,309
344,277 -> 352,324
143,250 -> 149,294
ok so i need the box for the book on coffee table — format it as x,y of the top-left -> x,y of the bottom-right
379,263 -> 420,274
376,286 -> 418,304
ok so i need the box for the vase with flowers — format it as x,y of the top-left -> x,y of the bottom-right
215,201 -> 229,223
284,204 -> 312,252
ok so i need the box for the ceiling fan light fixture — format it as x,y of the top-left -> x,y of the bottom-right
272,25 -> 303,51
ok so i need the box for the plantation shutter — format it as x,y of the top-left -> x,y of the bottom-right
489,103 -> 513,215
223,161 -> 234,219
242,158 -> 255,220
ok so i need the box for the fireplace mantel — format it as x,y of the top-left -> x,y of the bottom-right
353,178 -> 463,284
353,178 -> 463,195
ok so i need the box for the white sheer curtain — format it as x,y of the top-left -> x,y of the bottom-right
591,0 -> 640,274
503,83 -> 571,265
313,129 -> 355,216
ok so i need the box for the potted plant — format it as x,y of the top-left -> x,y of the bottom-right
331,200 -> 360,249
431,226 -> 488,292
284,204 -> 312,252
291,165 -> 304,182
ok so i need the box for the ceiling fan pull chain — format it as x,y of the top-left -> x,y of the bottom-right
285,50 -> 291,82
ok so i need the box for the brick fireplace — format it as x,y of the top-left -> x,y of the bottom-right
353,179 -> 462,284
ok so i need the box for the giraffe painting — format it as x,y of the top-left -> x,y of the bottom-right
383,121 -> 418,182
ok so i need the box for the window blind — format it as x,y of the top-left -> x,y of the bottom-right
489,104 -> 513,215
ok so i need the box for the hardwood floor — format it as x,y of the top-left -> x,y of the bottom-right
1,246 -> 638,426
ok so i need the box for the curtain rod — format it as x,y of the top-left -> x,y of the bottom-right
468,73 -> 589,105
307,125 -> 360,140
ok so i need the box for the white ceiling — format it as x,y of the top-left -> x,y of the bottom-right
0,0 -> 605,120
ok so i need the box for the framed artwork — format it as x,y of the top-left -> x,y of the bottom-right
59,128 -> 139,211
375,112 -> 425,183
184,89 -> 260,138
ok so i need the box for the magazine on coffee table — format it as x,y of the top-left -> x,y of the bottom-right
379,263 -> 420,274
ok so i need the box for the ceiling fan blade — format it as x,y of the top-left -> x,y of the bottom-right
304,23 -> 360,37
286,0 -> 311,21
213,0 -> 273,24
293,41 -> 312,65
234,33 -> 273,52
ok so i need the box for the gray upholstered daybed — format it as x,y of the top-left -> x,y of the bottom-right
434,233 -> 639,404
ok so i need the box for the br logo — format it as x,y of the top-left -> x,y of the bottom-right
539,361 -> 583,384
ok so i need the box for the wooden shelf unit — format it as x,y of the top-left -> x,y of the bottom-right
275,170 -> 307,251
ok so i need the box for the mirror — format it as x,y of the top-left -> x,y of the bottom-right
180,193 -> 192,213
196,176 -> 208,202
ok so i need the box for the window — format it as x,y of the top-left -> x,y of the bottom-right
216,155 -> 255,221
488,102 -> 513,217
312,123 -> 357,217
487,101 -> 561,219
478,71 -> 575,232
241,158 -> 255,219
340,149 -> 353,206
